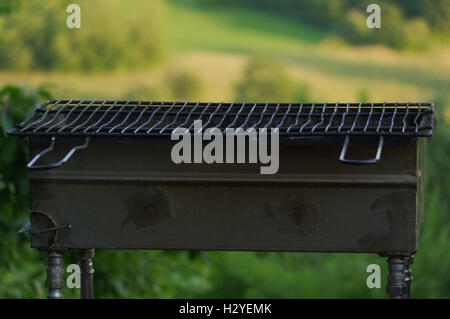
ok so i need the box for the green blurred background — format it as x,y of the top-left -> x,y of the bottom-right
0,0 -> 449,298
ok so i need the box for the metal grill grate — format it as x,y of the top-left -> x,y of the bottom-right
9,100 -> 435,137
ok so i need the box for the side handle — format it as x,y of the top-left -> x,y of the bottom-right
339,135 -> 384,165
27,136 -> 90,170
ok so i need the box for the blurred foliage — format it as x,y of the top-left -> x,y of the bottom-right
422,0 -> 450,32
125,70 -> 203,101
235,57 -> 310,102
0,85 -> 53,298
357,89 -> 371,103
416,94 -> 450,297
125,86 -> 168,101
0,0 -> 164,71
0,0 -> 22,15
201,0 -> 449,49
0,0 -> 446,74
166,70 -> 204,101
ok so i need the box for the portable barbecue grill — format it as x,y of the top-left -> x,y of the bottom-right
8,100 -> 435,299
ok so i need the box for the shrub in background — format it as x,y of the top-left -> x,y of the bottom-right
235,57 -> 310,102
0,85 -> 54,298
396,18 -> 431,51
0,0 -> 21,15
422,0 -> 450,33
165,70 -> 204,101
372,3 -> 405,49
124,70 -> 204,102
357,89 -> 370,103
124,85 -> 168,101
414,93 -> 450,297
340,9 -> 370,44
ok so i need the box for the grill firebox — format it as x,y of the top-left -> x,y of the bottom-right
8,100 -> 436,299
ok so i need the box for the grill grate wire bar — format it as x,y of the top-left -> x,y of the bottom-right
11,100 -> 434,138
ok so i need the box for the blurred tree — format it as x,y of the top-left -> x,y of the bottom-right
166,70 -> 203,101
0,0 -> 21,15
200,0 -> 448,49
423,0 -> 450,32
340,9 -> 370,43
357,89 -> 370,103
124,85 -> 168,101
397,18 -> 431,51
0,85 -> 55,298
235,57 -> 310,102
0,0 -> 165,71
373,2 -> 405,48
391,0 -> 423,16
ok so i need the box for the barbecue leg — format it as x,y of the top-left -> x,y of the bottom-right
386,254 -> 413,299
46,250 -> 65,299
76,249 -> 95,299
403,255 -> 414,298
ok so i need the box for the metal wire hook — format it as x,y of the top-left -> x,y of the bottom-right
339,135 -> 384,165
27,136 -> 90,170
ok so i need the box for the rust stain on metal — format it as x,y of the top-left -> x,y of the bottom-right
122,187 -> 172,229
265,197 -> 324,238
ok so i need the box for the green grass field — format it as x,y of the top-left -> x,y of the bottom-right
167,1 -> 324,52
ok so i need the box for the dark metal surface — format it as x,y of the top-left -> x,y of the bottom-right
9,101 -> 435,138
28,138 -> 423,254
26,211 -> 71,249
